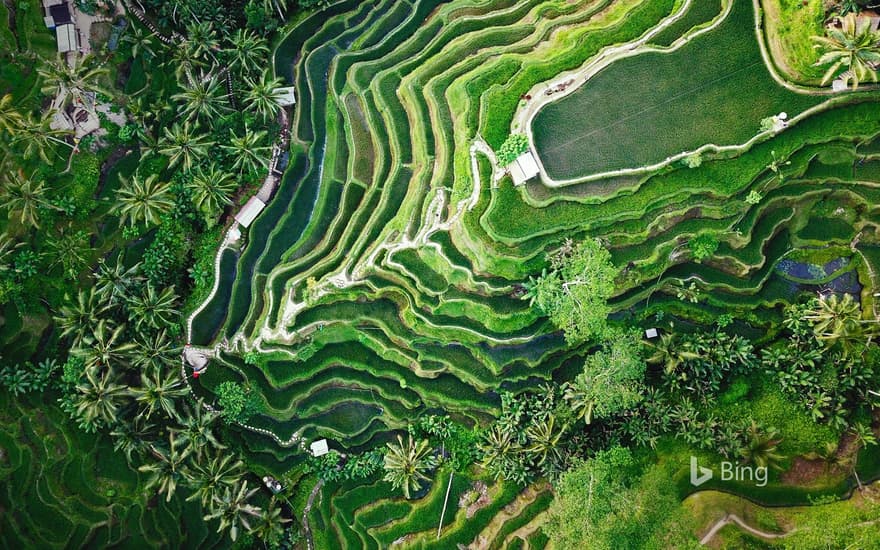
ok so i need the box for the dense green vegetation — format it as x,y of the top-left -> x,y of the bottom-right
2,0 -> 880,547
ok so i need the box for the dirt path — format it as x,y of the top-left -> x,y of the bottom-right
302,479 -> 324,550
699,513 -> 789,545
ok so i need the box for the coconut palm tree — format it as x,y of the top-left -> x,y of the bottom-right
55,288 -> 108,346
132,329 -> 179,371
13,111 -> 73,164
121,24 -> 157,62
477,424 -> 514,468
111,416 -> 156,463
646,332 -> 701,374
225,29 -> 269,77
172,72 -> 227,121
188,163 -> 237,216
0,232 -> 22,271
803,293 -> 865,352
74,365 -> 130,429
222,126 -> 269,175
740,420 -> 785,471
244,71 -> 286,121
46,229 -> 89,279
383,435 -> 437,499
38,53 -> 110,108
204,481 -> 262,542
562,379 -> 596,425
94,255 -> 142,307
174,401 -> 226,459
1,170 -> 51,229
250,497 -> 290,547
126,284 -> 178,332
185,21 -> 220,60
849,422 -> 877,491
169,40 -> 207,84
130,369 -> 187,420
0,93 -> 24,134
139,434 -> 192,502
813,12 -> 880,89
113,172 -> 174,227
524,416 -> 565,466
159,121 -> 214,171
187,452 -> 243,508
75,319 -> 136,369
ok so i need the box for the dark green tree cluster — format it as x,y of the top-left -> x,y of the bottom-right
495,133 -> 529,165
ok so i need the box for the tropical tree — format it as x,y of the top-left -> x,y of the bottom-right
188,163 -> 237,216
740,420 -> 785,471
813,12 -> 880,89
1,170 -> 51,229
222,126 -> 270,174
173,401 -> 226,459
0,93 -> 24,134
75,319 -> 136,369
159,121 -> 214,170
132,329 -> 179,371
244,71 -> 286,121
250,497 -> 291,547
73,365 -> 130,429
38,53 -> 110,107
646,332 -> 700,374
126,284 -> 178,332
111,416 -> 156,463
225,29 -> 269,77
172,72 -> 227,121
478,424 -> 515,468
55,288 -> 108,346
121,24 -> 158,61
524,416 -> 566,467
94,255 -> 141,307
130,369 -> 187,420
849,422 -> 877,491
803,293 -> 865,352
12,111 -> 73,163
113,172 -> 174,227
139,434 -> 192,502
204,481 -> 262,542
187,452 -> 245,507
46,229 -> 89,278
169,39 -> 208,83
383,435 -> 437,498
185,21 -> 220,60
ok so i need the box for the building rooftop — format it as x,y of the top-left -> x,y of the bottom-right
234,196 -> 267,228
277,86 -> 296,107
509,151 -> 540,186
310,439 -> 330,457
55,23 -> 77,53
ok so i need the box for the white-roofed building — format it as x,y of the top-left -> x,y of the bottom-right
310,439 -> 330,457
55,23 -> 77,52
508,151 -> 540,186
234,196 -> 267,228
277,86 -> 296,107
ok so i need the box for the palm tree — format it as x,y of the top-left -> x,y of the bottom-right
383,435 -> 437,499
185,21 -> 219,60
113,172 -> 174,227
204,481 -> 262,542
0,232 -> 23,271
562,378 -> 595,424
803,293 -> 864,352
849,422 -> 877,491
169,40 -> 207,83
222,126 -> 269,175
159,121 -> 214,171
74,365 -> 130,429
250,497 -> 291,547
94,255 -> 141,307
225,29 -> 269,77
126,284 -> 178,332
75,319 -> 136,369
187,452 -> 243,507
55,288 -> 108,346
132,329 -> 179,371
46,229 -> 89,278
173,401 -> 226,459
111,416 -> 156,463
244,71 -> 285,121
188,163 -> 237,216
38,53 -> 110,108
13,111 -> 73,163
646,332 -> 700,374
121,24 -> 157,62
1,170 -> 51,229
524,416 -> 565,466
477,424 -> 514,468
813,12 -> 880,89
131,369 -> 187,420
139,434 -> 192,502
0,93 -> 24,134
172,72 -> 227,121
740,420 -> 785,471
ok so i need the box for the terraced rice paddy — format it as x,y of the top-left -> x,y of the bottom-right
184,0 -> 880,544
532,0 -> 824,180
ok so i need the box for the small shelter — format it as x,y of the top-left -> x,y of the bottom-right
310,439 -> 330,457
55,24 -> 78,53
277,86 -> 297,107
234,196 -> 267,228
644,328 -> 659,339
508,151 -> 540,186
42,0 -> 70,28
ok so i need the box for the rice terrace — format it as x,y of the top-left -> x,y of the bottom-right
2,0 -> 880,548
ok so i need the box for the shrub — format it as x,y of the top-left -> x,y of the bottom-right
689,233 -> 720,262
216,381 -> 258,424
495,134 -> 529,165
